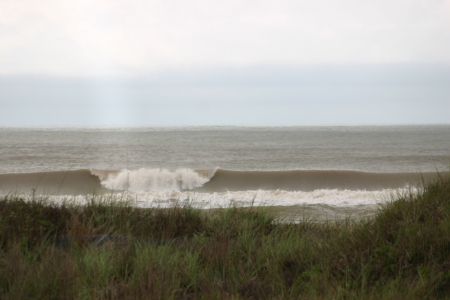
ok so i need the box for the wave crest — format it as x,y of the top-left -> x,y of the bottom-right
93,168 -> 213,192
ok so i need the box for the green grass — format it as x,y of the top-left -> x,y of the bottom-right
1,175 -> 450,299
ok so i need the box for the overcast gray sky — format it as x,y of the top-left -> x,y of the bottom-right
1,0 -> 449,125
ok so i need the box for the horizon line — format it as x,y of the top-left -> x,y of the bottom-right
1,123 -> 449,128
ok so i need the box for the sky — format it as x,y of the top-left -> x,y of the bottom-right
1,0 -> 449,125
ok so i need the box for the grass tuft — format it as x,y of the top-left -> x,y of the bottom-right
0,175 -> 449,299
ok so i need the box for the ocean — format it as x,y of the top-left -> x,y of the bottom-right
1,125 -> 449,219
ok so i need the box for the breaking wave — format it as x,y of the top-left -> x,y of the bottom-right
91,168 -> 215,192
0,168 -> 432,217
0,168 -> 442,195
92,168 -> 435,193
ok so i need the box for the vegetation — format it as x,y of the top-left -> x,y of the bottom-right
1,175 -> 450,299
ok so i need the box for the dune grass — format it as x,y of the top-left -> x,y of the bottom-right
1,175 -> 450,299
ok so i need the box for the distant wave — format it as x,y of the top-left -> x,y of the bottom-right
196,169 -> 439,192
0,168 -> 445,196
0,169 -> 106,196
92,168 -> 437,193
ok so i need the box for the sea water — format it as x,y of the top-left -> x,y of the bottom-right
1,125 -> 449,218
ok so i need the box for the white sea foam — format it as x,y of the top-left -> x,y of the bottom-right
93,168 -> 212,192
14,188 -> 416,210
127,188 -> 414,208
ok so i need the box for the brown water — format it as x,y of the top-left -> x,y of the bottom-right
0,125 -> 449,213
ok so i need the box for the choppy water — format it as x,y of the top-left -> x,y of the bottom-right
0,125 -> 449,217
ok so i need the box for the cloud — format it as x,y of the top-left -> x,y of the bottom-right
1,0 -> 449,76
